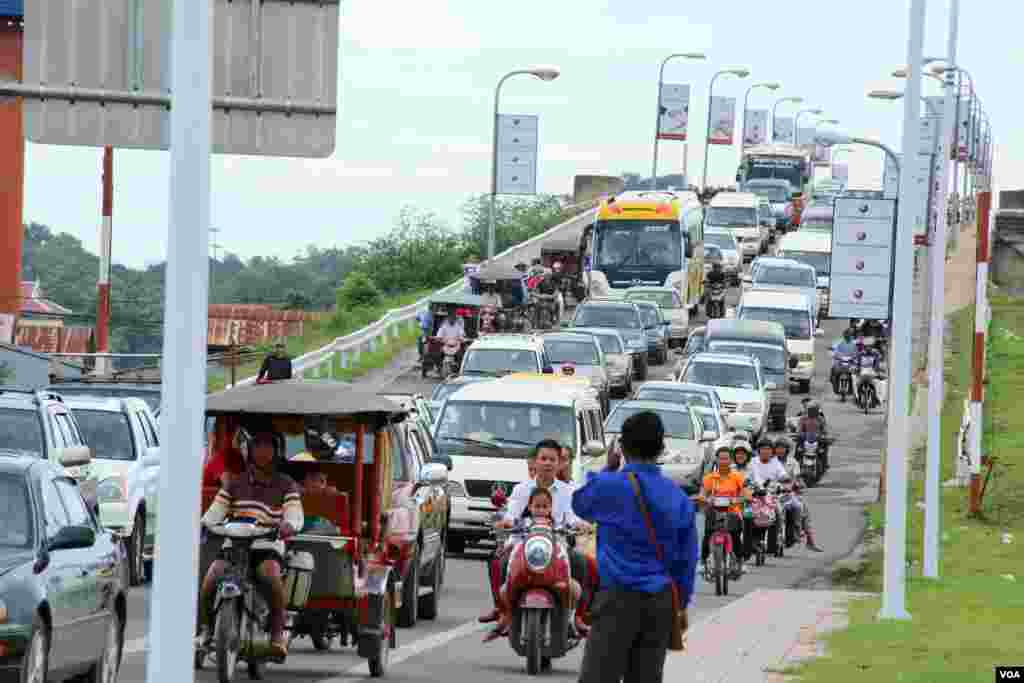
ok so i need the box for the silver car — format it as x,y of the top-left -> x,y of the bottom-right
541,332 -> 611,413
567,327 -> 633,397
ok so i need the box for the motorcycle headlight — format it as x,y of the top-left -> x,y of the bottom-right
740,402 -> 762,413
524,536 -> 554,572
97,476 -> 127,504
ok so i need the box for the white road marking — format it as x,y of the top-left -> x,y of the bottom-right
320,619 -> 490,682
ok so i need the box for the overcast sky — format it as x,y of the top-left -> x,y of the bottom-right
21,0 -> 1017,269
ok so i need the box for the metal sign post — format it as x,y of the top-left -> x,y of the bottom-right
5,4 -> 343,682
828,197 -> 898,320
496,114 -> 539,195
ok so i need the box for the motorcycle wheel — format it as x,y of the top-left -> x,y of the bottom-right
215,601 -> 241,683
248,659 -> 265,680
863,387 -> 873,414
713,544 -> 726,596
756,538 -> 765,567
524,609 -> 544,676
775,520 -> 785,558
368,588 -> 395,678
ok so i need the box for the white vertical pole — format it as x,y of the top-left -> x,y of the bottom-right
923,0 -> 959,580
880,0 -> 925,622
147,0 -> 212,680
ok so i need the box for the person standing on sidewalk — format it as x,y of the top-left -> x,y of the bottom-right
257,342 -> 293,382
572,411 -> 698,683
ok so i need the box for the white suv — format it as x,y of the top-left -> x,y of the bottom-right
677,352 -> 773,441
65,396 -> 161,586
459,334 -> 551,377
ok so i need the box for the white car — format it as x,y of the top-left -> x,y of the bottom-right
603,400 -> 712,490
704,228 -> 743,283
737,289 -> 822,393
677,352 -> 773,441
65,396 -> 161,586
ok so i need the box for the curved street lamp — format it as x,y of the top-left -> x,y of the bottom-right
701,67 -> 749,190
741,82 -> 780,147
650,52 -> 707,190
793,108 -> 824,145
770,96 -> 802,142
487,65 -> 561,260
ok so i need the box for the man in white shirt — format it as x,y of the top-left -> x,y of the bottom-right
480,284 -> 504,310
435,310 -> 465,340
750,439 -> 788,485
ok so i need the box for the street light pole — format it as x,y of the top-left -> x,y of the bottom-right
651,52 -> 706,190
741,82 -> 780,147
701,68 -> 749,190
488,66 -> 560,261
771,96 -> 803,143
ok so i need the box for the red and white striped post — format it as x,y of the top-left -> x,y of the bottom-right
96,146 -> 113,375
967,187 -> 992,516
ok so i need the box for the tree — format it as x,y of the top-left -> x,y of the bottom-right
460,194 -> 567,257
336,271 -> 381,310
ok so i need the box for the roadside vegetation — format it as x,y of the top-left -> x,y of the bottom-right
793,298 -> 1024,682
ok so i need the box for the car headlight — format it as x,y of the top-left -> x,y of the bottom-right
97,476 -> 127,504
740,402 -> 763,413
446,481 -> 467,498
524,536 -> 554,572
798,353 -> 814,363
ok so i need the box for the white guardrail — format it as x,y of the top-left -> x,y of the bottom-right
231,203 -> 599,388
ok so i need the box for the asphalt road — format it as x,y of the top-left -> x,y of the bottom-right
115,246 -> 887,683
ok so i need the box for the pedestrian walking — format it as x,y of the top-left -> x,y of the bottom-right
572,411 -> 698,683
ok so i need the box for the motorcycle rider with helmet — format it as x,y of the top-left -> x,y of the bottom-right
706,254 -> 728,288
831,328 -> 859,395
773,437 -> 823,551
796,402 -> 829,470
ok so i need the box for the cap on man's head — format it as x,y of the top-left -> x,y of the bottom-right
619,411 -> 664,460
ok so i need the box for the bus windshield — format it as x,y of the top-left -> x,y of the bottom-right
748,185 -> 790,202
595,221 -> 681,268
747,157 -> 803,190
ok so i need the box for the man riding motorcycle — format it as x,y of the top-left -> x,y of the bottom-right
698,447 -> 749,575
831,328 -> 858,394
706,255 -> 728,288
773,437 -> 823,551
796,402 -> 829,470
197,428 -> 304,657
550,261 -> 566,322
479,440 -> 594,641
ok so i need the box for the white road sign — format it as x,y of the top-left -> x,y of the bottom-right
828,197 -> 897,320
13,0 -> 340,157
657,83 -> 691,141
496,114 -> 539,195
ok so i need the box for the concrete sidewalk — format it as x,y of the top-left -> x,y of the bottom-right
664,589 -> 872,682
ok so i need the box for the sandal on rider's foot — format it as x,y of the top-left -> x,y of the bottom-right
482,625 -> 508,643
270,638 -> 288,658
478,609 -> 501,624
573,618 -> 591,638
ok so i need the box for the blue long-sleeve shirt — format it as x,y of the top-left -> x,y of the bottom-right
572,463 -> 699,608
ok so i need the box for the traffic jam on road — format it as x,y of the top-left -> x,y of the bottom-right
1,183 -> 898,683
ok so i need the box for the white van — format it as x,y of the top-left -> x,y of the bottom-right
775,231 -> 832,318
432,376 -> 605,552
737,289 -> 822,393
705,192 -> 765,260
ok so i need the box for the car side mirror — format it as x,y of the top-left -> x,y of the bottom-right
789,356 -> 799,369
542,366 -> 554,374
431,453 -> 454,471
48,525 -> 96,552
419,463 -> 448,485
701,430 -> 719,443
765,382 -> 778,391
742,275 -> 753,284
583,440 -> 606,457
55,445 -> 91,468
815,328 -> 825,337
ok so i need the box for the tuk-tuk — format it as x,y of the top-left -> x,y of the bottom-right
541,234 -> 586,303
421,294 -> 482,379
470,262 -> 533,333
198,382 -> 414,678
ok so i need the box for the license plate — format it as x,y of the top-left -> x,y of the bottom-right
712,496 -> 732,507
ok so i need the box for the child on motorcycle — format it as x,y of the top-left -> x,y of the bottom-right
489,488 -> 583,640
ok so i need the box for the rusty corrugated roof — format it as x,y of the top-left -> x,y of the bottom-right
19,281 -> 72,316
14,324 -> 93,354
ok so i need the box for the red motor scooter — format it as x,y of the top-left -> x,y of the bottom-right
703,495 -> 742,596
502,520 -> 581,675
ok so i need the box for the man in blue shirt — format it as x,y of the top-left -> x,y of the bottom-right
573,411 -> 698,683
416,308 -> 433,361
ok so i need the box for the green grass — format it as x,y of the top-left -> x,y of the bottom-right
308,325 -> 419,382
207,289 -> 431,392
792,297 -> 1024,682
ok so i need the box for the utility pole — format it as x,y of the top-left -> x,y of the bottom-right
0,12 -> 24,345
96,146 -> 114,375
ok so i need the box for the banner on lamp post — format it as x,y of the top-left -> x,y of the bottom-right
772,116 -> 793,143
743,109 -> 768,145
657,84 -> 691,141
707,96 -> 736,145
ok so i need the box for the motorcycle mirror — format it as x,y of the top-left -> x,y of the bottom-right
815,328 -> 825,338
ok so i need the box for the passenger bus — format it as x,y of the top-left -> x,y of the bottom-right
581,191 -> 705,313
736,143 -> 813,225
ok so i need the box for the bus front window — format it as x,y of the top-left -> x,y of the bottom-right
596,222 -> 681,268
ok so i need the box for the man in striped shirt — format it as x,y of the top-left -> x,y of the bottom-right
199,430 -> 304,657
